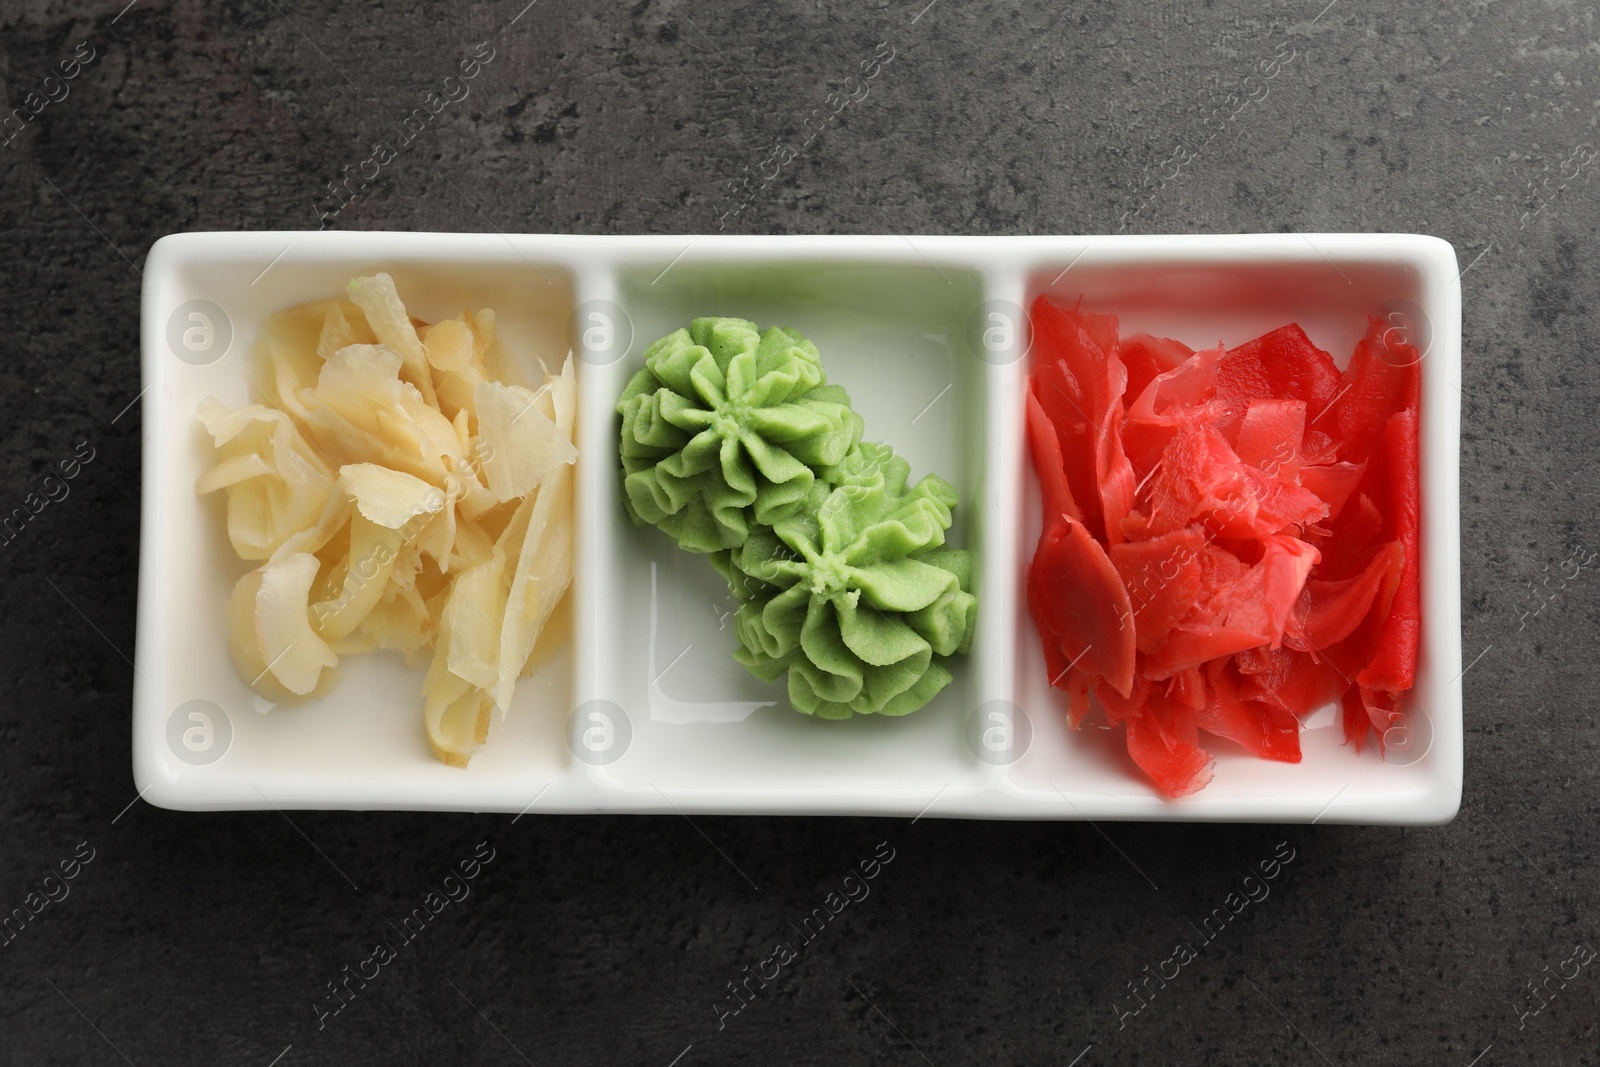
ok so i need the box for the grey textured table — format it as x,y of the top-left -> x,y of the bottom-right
2,1 -> 1595,1064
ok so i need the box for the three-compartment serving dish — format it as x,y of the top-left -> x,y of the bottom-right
133,232 -> 1463,822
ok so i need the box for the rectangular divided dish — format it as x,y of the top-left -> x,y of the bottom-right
134,232 -> 1463,822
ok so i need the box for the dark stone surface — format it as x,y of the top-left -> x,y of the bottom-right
2,0 -> 1598,1064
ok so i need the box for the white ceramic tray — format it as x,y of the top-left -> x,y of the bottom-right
133,232 -> 1463,822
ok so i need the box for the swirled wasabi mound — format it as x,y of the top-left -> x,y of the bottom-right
714,443 -> 978,718
617,317 -> 862,553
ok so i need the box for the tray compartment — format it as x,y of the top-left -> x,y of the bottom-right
135,235 -> 579,809
576,254 -> 1008,801
1002,237 -> 1462,821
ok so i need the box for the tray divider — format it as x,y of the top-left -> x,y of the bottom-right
972,263 -> 1031,790
570,260 -> 631,789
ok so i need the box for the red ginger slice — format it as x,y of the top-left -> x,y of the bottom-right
1143,421 -> 1254,539
1029,297 -> 1140,547
1319,490 -> 1386,579
1030,298 -> 1123,542
1357,410 -> 1420,695
1027,518 -> 1137,698
1198,659 -> 1302,762
1122,346 -> 1224,484
1242,465 -> 1329,534
1124,688 -> 1215,798
1217,323 -> 1343,414
1341,684 -> 1407,753
1109,525 -> 1207,655
1300,461 -> 1366,520
1144,535 -> 1318,680
1237,645 -> 1349,718
1170,663 -> 1207,711
1287,540 -> 1404,652
1332,316 -> 1422,465
1026,389 -> 1080,537
1121,333 -> 1195,414
1235,398 -> 1307,477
